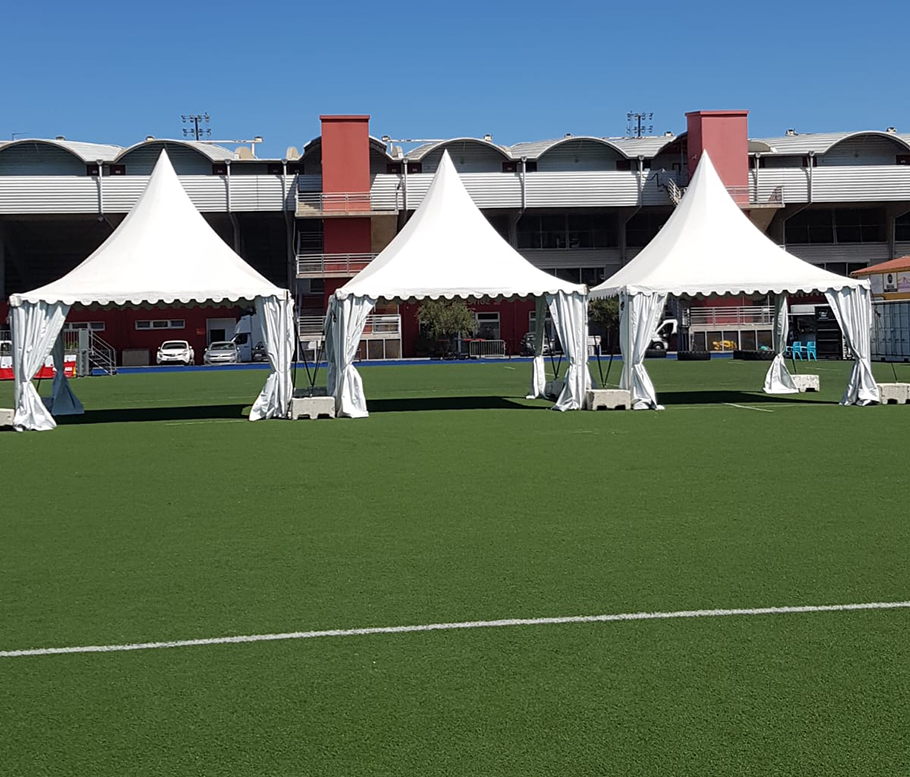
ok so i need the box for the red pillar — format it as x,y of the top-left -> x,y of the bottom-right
685,110 -> 749,200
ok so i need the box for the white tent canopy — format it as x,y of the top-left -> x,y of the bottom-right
590,152 -> 878,408
9,150 -> 295,431
328,150 -> 589,417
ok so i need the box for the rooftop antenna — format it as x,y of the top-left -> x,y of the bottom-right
626,112 -> 653,138
181,113 -> 211,141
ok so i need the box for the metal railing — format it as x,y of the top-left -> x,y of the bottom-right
467,339 -> 508,358
687,306 -> 774,328
725,186 -> 751,205
666,178 -> 685,205
88,331 -> 117,375
297,314 -> 402,342
296,253 -> 377,278
296,191 -> 397,215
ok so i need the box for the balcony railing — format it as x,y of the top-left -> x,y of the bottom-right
296,253 -> 377,278
298,314 -> 402,342
296,190 -> 398,216
687,306 -> 774,328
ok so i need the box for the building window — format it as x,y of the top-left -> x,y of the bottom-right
834,208 -> 885,243
897,155 -> 910,166
524,160 -> 538,173
406,162 -> 422,174
896,212 -> 910,241
387,163 -> 403,174
518,214 -> 617,250
626,212 -> 669,247
64,321 -> 105,332
474,312 -> 500,340
615,159 -> 632,171
267,164 -> 283,175
109,164 -> 125,176
502,161 -> 518,173
86,164 -> 100,176
785,209 -> 835,244
212,163 -> 227,175
135,319 -> 186,331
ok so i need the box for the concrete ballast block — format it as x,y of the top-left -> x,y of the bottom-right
0,408 -> 14,428
585,389 -> 631,411
290,396 -> 336,420
792,374 -> 820,392
877,383 -> 910,404
544,378 -> 565,400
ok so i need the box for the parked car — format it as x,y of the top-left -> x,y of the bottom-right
203,341 -> 241,365
156,340 -> 194,366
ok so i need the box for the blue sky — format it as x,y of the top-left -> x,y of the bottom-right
3,0 -> 906,158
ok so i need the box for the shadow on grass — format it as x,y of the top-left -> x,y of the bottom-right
56,404 -> 250,425
367,396 -> 544,413
658,390 -> 836,406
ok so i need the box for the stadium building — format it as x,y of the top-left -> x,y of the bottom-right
2,110 -> 909,363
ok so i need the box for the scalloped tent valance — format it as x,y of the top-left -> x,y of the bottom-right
10,150 -> 285,308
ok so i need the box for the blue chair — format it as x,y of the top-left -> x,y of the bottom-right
805,341 -> 817,361
791,342 -> 805,360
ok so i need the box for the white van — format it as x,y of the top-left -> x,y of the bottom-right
232,314 -> 267,362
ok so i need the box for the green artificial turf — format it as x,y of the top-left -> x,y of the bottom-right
1,359 -> 909,775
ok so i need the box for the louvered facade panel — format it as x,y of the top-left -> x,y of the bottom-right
229,175 -> 286,212
784,243 -> 889,264
178,177 -> 230,211
370,174 -> 403,210
404,173 -> 522,210
0,145 -> 87,175
296,174 -> 322,192
0,177 -> 99,214
811,167 -> 910,202
525,172 -> 641,208
101,178 -> 150,212
894,241 -> 910,257
754,169 -> 810,203
639,174 -> 673,206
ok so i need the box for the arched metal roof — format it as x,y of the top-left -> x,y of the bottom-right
114,139 -> 235,163
749,130 -> 910,156
404,137 -> 512,162
0,138 -> 122,163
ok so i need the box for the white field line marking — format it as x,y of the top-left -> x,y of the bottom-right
723,402 -> 774,413
164,419 -> 247,426
2,600 -> 908,659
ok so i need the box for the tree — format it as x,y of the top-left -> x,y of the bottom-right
589,297 -> 620,352
417,299 -> 478,355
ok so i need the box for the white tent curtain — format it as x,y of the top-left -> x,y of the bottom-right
250,293 -> 296,421
619,291 -> 667,410
526,296 -> 547,400
547,290 -> 589,411
763,293 -> 799,394
12,301 -> 70,432
329,295 -> 376,418
47,331 -> 84,416
825,286 -> 880,406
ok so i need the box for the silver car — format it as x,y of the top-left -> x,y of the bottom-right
203,341 -> 241,365
157,339 -> 195,366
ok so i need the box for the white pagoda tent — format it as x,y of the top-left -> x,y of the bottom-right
327,151 -> 588,417
9,151 -> 295,431
590,152 -> 878,408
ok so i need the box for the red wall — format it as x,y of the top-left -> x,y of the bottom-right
686,110 -> 749,194
320,115 -> 371,194
66,306 -> 241,364
324,218 -> 371,253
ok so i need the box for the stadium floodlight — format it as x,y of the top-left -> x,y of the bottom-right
181,113 -> 211,141
626,112 -> 654,138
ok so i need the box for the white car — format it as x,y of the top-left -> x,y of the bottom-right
203,341 -> 241,365
157,339 -> 195,366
